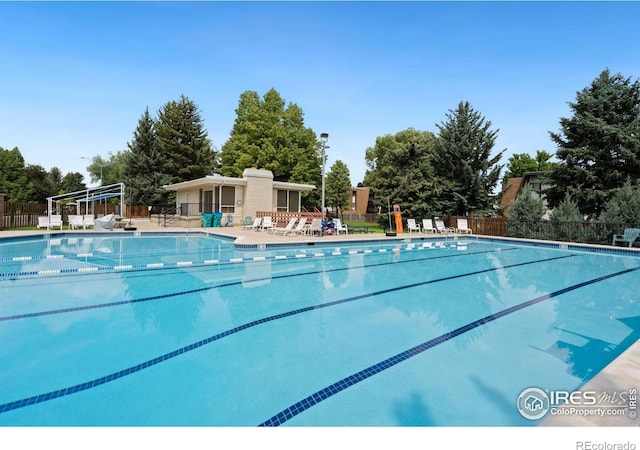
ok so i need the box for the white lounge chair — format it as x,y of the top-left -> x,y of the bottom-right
333,218 -> 348,235
309,218 -> 323,236
422,219 -> 436,233
273,217 -> 298,236
291,217 -> 308,235
68,215 -> 85,230
456,218 -> 472,234
244,217 -> 262,230
435,219 -> 454,233
83,215 -> 95,228
37,216 -> 49,229
612,228 -> 640,247
407,219 -> 421,233
49,215 -> 63,230
260,216 -> 275,232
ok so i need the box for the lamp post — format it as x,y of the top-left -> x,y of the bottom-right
320,133 -> 329,216
80,156 -> 106,186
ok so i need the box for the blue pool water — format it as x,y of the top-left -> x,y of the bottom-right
0,233 -> 639,426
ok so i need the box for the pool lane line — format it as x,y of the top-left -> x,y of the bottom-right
0,247 -> 521,322
0,240 -> 476,280
0,253 -> 571,415
0,239 -> 446,264
258,264 -> 640,426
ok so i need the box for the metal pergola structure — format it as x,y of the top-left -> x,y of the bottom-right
46,183 -> 126,219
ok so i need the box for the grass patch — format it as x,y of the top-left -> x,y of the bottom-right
343,221 -> 386,233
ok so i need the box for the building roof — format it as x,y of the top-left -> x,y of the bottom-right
163,169 -> 315,192
499,177 -> 522,215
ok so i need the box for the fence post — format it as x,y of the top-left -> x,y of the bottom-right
0,194 -> 4,230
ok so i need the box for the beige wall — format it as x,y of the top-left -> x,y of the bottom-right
243,169 -> 274,220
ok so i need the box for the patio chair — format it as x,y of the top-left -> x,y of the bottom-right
435,219 -> 454,233
422,219 -> 436,233
612,228 -> 640,247
265,218 -> 280,233
68,215 -> 85,230
309,218 -> 323,236
456,218 -> 472,234
407,219 -> 421,234
37,216 -> 50,229
333,218 -> 348,235
244,217 -> 261,230
259,216 -> 275,232
83,215 -> 95,228
273,217 -> 298,236
49,214 -> 63,230
291,217 -> 308,235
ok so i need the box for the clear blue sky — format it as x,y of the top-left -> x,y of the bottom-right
1,1 -> 639,187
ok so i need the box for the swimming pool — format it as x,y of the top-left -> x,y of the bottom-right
0,232 -> 638,426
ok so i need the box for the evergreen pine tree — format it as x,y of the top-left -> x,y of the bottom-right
156,95 -> 216,184
123,108 -> 171,205
433,101 -> 504,215
546,69 -> 640,217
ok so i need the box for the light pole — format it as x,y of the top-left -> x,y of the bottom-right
80,156 -> 106,186
320,133 -> 329,216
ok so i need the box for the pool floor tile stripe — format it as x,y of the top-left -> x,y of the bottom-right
258,265 -> 640,427
0,253 -> 573,414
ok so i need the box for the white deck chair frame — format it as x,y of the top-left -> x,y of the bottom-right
273,217 -> 298,236
456,218 -> 472,234
260,217 -> 275,232
407,219 -> 421,233
291,217 -> 308,235
434,219 -> 454,233
422,219 -> 436,233
333,218 -> 348,235
49,215 -> 63,230
309,218 -> 322,236
244,217 -> 262,230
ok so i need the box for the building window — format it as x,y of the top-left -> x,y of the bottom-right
200,189 -> 214,213
276,190 -> 300,212
219,186 -> 235,213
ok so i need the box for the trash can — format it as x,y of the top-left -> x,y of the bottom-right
212,212 -> 223,227
201,213 -> 213,228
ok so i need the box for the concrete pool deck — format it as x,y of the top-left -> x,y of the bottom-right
1,218 -> 638,427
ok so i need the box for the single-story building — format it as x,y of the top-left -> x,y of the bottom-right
163,168 -> 316,226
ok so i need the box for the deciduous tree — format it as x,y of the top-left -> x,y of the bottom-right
0,146 -> 32,201
502,150 -> 557,184
364,128 -> 442,220
220,88 -> 320,207
325,160 -> 351,216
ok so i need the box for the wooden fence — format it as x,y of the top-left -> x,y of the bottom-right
0,196 -> 151,230
255,210 -> 323,226
0,200 -> 48,229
